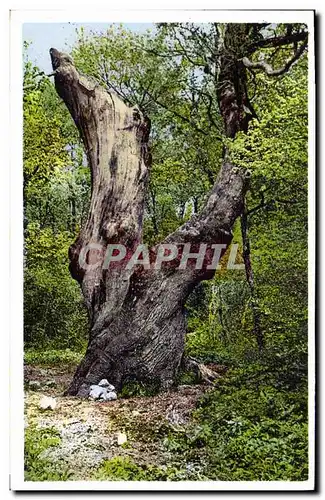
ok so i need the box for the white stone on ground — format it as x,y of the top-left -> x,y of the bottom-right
89,386 -> 105,400
39,395 -> 57,410
117,431 -> 127,445
89,382 -> 117,401
102,391 -> 117,401
98,379 -> 115,391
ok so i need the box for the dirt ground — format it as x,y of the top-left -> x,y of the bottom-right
24,364 -> 216,480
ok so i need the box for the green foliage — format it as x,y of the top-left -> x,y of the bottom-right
24,225 -> 88,349
164,364 -> 308,481
23,50 -> 75,197
96,456 -> 184,481
24,348 -> 84,366
176,369 -> 199,386
199,374 -> 308,480
25,426 -> 71,481
23,55 -> 89,351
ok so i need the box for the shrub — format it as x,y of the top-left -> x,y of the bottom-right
163,365 -> 308,481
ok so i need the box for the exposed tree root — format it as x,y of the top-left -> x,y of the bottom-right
181,356 -> 223,385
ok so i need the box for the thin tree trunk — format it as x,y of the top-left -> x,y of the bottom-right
50,36 -> 250,396
217,284 -> 227,343
240,206 -> 264,351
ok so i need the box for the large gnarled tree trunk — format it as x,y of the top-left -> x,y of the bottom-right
49,29 -> 250,396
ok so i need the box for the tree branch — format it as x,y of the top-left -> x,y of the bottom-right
145,90 -> 218,138
247,195 -> 298,216
242,39 -> 308,77
247,30 -> 308,54
23,70 -> 56,90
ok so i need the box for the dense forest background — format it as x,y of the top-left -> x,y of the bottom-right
23,23 -> 309,481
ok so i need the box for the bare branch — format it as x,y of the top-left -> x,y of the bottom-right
242,39 -> 308,77
200,91 -> 222,131
247,190 -> 265,216
247,195 -> 298,216
145,90 -> 221,138
23,70 -> 56,90
171,26 -> 204,67
247,30 -> 308,54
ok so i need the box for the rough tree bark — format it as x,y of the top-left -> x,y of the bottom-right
49,24 -> 307,396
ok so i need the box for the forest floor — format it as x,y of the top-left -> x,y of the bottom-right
24,363 -> 218,480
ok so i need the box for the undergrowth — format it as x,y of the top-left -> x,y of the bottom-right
162,360 -> 308,481
24,426 -> 71,481
95,456 -> 185,481
24,348 -> 84,366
